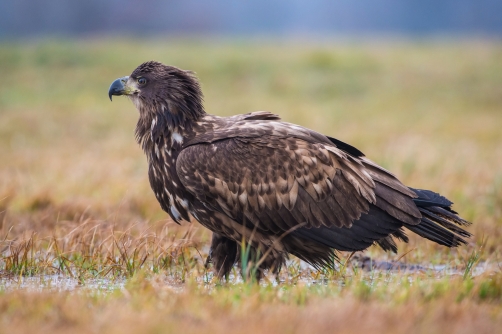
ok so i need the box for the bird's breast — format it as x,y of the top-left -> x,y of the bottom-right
147,140 -> 191,223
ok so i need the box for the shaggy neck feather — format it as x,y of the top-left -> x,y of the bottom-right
134,96 -> 205,152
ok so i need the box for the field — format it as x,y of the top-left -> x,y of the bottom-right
0,39 -> 501,333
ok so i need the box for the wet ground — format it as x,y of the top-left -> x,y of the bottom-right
0,258 -> 499,292
0,275 -> 126,292
350,256 -> 498,277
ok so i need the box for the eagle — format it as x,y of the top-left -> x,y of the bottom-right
108,61 -> 471,279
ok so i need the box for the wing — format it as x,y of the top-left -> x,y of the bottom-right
177,120 -> 421,236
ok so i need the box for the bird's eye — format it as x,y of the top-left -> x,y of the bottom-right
138,77 -> 147,85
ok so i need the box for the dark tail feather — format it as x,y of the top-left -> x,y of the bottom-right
406,188 -> 472,247
410,188 -> 453,208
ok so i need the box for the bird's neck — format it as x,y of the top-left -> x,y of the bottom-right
135,107 -> 204,157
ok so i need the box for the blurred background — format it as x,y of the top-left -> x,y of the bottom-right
0,1 -> 501,254
1,0 -> 502,38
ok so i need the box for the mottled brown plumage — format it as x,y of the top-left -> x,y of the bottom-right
108,61 -> 472,279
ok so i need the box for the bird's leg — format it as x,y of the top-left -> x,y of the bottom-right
208,233 -> 238,280
240,245 -> 286,283
204,253 -> 212,269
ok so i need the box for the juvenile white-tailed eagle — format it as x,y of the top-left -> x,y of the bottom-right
109,61 -> 471,278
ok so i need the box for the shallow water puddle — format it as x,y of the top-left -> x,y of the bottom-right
0,260 -> 499,292
0,275 -> 126,292
351,257 -> 500,277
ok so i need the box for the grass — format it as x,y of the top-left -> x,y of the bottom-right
0,38 -> 501,333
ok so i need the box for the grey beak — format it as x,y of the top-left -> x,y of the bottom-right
108,76 -> 129,101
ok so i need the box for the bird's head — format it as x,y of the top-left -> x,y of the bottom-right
108,61 -> 205,128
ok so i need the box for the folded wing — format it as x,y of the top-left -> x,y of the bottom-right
177,119 -> 422,241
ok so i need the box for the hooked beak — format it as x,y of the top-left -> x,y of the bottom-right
108,76 -> 130,101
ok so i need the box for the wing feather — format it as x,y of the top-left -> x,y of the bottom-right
177,120 -> 420,237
